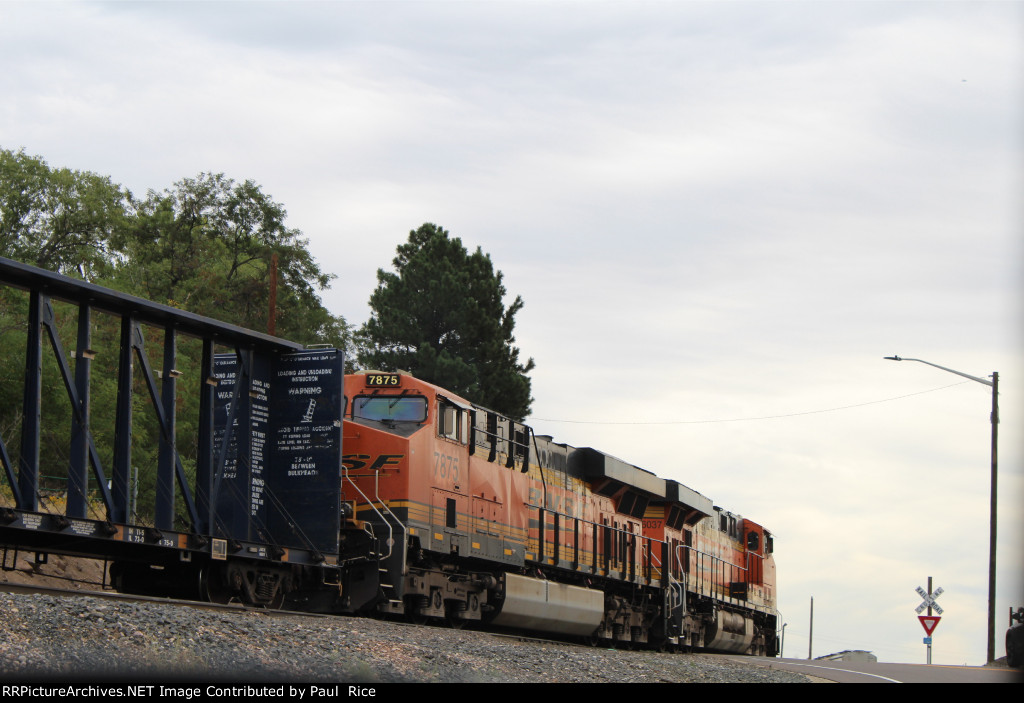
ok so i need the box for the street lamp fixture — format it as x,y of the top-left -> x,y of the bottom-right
884,355 -> 999,664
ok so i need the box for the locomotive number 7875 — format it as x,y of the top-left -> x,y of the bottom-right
433,452 -> 460,484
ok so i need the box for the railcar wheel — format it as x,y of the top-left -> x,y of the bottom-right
266,588 -> 285,610
199,566 -> 233,605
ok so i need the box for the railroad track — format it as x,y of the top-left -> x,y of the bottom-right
1,578 -> 617,652
0,581 -> 331,620
0,580 -> 810,682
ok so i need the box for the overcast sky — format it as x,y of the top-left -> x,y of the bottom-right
2,0 -> 1022,667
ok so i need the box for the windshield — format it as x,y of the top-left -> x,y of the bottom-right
354,395 -> 427,423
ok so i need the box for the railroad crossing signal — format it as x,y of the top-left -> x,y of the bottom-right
916,580 -> 944,665
915,585 -> 944,615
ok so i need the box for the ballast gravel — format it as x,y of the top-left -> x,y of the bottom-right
0,592 -> 808,683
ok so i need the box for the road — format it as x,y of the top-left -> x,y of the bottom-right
723,655 -> 1023,683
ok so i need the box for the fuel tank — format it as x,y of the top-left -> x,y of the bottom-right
491,573 -> 604,636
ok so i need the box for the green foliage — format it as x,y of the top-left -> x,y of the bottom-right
358,223 -> 534,420
108,173 -> 348,349
0,148 -> 127,278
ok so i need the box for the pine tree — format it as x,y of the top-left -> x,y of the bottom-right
358,223 -> 534,420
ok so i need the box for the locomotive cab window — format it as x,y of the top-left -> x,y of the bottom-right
437,397 -> 465,443
354,395 -> 427,423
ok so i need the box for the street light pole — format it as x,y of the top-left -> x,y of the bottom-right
884,355 -> 999,663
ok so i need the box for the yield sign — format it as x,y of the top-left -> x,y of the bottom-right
919,615 -> 941,636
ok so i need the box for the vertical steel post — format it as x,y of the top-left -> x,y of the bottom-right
155,327 -> 177,529
111,316 -> 135,524
988,372 -> 998,664
67,304 -> 92,518
196,338 -> 215,535
19,291 -> 43,512
808,596 -> 814,660
927,576 -> 933,665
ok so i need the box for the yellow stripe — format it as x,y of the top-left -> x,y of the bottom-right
355,498 -> 528,539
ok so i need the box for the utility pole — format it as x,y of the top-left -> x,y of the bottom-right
884,356 -> 998,662
808,596 -> 814,660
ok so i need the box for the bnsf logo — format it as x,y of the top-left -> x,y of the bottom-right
342,454 -> 404,471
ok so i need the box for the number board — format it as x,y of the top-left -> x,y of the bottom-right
365,373 -> 401,387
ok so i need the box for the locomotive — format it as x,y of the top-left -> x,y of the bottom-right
290,370 -> 779,654
0,256 -> 777,656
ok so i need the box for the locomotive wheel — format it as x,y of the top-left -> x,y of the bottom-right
406,595 -> 430,625
609,624 -> 624,650
446,613 -> 467,630
446,600 -> 470,629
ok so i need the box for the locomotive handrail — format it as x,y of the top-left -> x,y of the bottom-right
676,542 -> 750,602
340,461 -> 399,563
528,491 -> 764,600
372,461 -> 406,560
670,577 -> 686,614
642,536 -> 664,584
532,506 -> 656,584
677,543 -> 748,573
664,558 -> 687,623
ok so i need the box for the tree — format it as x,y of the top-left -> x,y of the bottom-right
0,148 -> 127,278
108,173 -> 350,350
358,223 -> 534,420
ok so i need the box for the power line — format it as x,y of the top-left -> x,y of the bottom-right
527,381 -> 972,426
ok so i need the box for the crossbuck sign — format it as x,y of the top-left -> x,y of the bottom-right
916,585 -> 944,615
